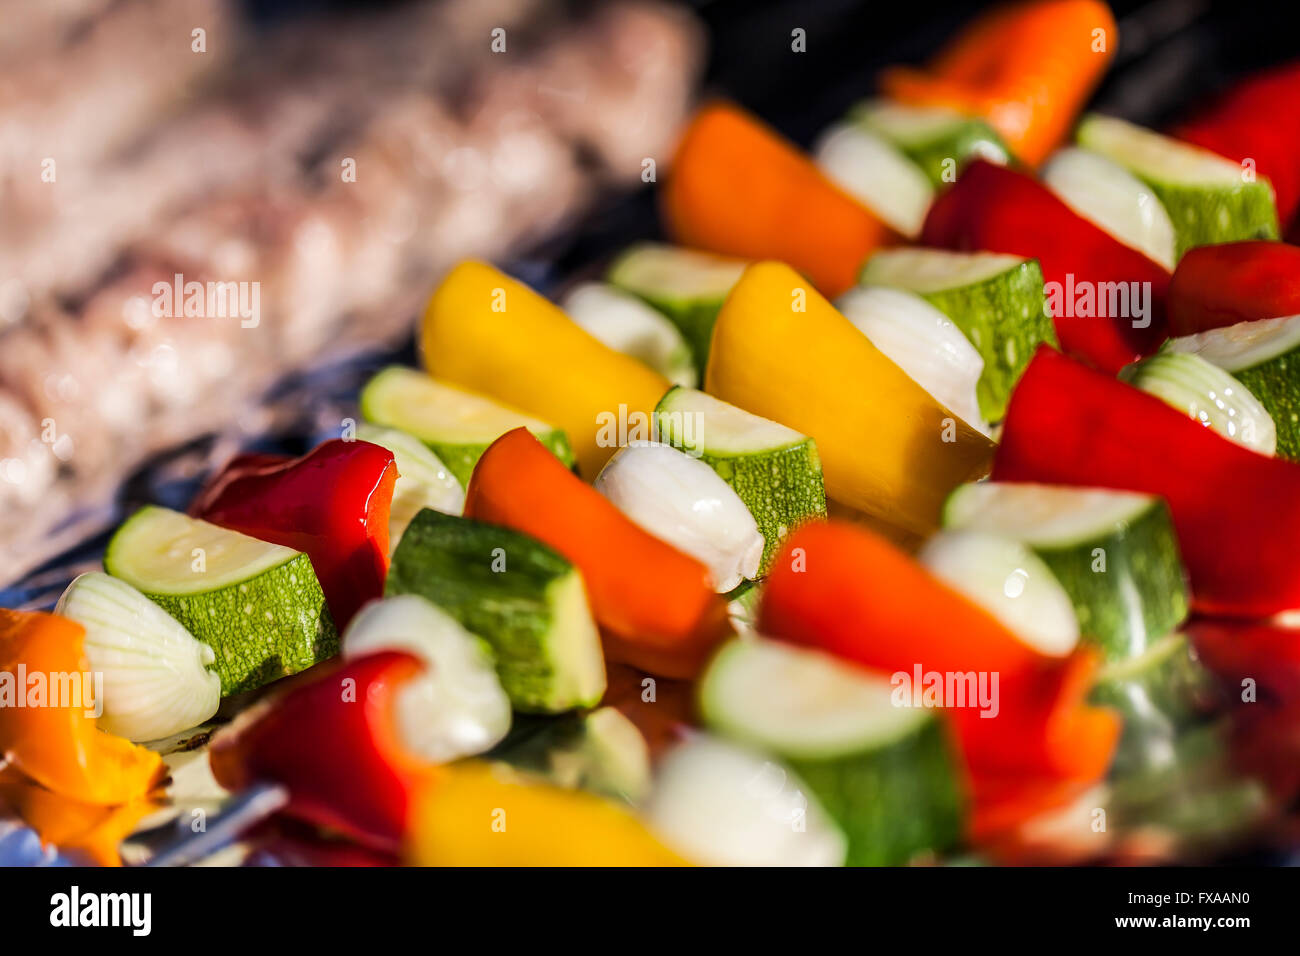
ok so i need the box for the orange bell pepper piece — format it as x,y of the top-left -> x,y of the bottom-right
0,770 -> 159,866
0,609 -> 164,806
464,428 -> 732,679
880,0 -> 1118,167
662,102 -> 893,298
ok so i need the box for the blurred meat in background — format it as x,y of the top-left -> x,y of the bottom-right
0,0 -> 703,581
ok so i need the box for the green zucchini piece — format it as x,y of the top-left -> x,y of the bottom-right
359,366 -> 575,486
943,482 -> 1189,660
700,637 -> 964,866
487,707 -> 651,804
385,509 -> 605,713
851,98 -> 1009,186
858,248 -> 1057,420
1118,352 -> 1276,454
606,243 -> 747,372
1162,314 -> 1300,460
1077,113 -> 1280,258
654,386 -> 826,569
103,506 -> 338,696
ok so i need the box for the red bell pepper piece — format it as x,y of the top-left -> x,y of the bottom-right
1173,61 -> 1300,231
192,439 -> 398,629
1167,241 -> 1300,335
757,520 -> 1119,824
993,347 -> 1300,616
921,160 -> 1171,372
1187,617 -> 1300,703
209,651 -> 435,852
464,428 -> 732,679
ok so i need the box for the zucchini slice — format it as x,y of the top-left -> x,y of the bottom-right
654,387 -> 826,570
1162,314 -> 1300,460
560,282 -> 696,387
943,482 -> 1189,660
606,242 -> 748,372
813,122 -> 934,238
645,735 -> 847,867
700,637 -> 965,866
385,509 -> 606,713
487,707 -> 651,804
1077,113 -> 1280,258
55,572 -> 221,741
104,506 -> 338,696
359,366 -> 575,486
859,248 -> 1057,421
1119,352 -> 1276,455
342,594 -> 511,762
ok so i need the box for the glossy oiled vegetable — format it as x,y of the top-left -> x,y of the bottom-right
421,260 -> 669,477
706,261 -> 994,534
464,428 -> 731,679
663,103 -> 892,298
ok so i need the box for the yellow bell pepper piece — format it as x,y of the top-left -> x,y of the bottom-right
421,261 -> 671,477
705,261 -> 994,534
406,762 -> 688,866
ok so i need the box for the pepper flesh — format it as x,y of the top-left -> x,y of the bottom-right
0,772 -> 158,867
662,102 -> 893,299
993,347 -> 1300,616
0,609 -> 163,806
407,761 -> 687,866
464,428 -> 731,679
420,260 -> 670,478
191,438 -> 397,629
757,520 -> 1119,824
705,261 -> 993,535
879,0 -> 1117,167
921,160 -> 1170,372
209,650 -> 435,852
1167,241 -> 1300,335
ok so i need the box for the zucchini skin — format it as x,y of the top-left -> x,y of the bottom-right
787,715 -> 965,866
386,509 -> 599,712
920,258 -> 1058,422
1031,500 -> 1189,661
141,552 -> 338,697
1146,180 -> 1280,260
1090,634 -> 1217,778
1234,358 -> 1300,461
427,430 -> 575,488
678,440 -> 826,571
